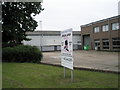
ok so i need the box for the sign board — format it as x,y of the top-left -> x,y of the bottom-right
61,28 -> 73,70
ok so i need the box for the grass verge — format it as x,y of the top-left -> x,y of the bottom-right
2,63 -> 119,88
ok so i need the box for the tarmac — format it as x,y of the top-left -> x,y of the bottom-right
41,50 -> 119,73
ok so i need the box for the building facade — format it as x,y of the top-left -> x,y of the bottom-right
81,15 -> 120,51
23,31 -> 81,51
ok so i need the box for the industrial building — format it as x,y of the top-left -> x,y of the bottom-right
23,31 -> 81,51
81,15 -> 120,51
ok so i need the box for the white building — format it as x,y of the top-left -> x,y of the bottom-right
23,31 -> 81,51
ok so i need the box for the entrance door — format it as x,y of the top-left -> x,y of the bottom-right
94,40 -> 100,50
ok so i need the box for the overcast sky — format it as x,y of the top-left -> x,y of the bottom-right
35,0 -> 119,31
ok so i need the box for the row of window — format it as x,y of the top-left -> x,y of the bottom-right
94,22 -> 119,33
94,38 -> 120,50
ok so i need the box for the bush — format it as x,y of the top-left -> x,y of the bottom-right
2,42 -> 18,48
2,45 -> 43,63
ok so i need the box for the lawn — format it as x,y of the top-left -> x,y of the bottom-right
2,63 -> 119,88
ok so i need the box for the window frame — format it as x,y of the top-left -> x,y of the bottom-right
93,26 -> 100,33
112,22 -> 119,30
102,39 -> 109,49
112,38 -> 120,50
102,24 -> 109,32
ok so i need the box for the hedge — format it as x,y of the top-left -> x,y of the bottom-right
2,45 -> 43,63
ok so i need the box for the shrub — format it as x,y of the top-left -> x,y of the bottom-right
2,45 -> 43,63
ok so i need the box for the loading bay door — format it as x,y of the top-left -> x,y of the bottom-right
83,35 -> 90,46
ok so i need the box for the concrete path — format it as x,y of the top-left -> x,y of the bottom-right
41,50 -> 119,72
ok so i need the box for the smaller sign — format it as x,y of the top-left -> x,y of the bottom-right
61,28 -> 73,70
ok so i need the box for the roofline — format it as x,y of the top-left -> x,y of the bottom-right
81,15 -> 120,28
26,31 -> 81,35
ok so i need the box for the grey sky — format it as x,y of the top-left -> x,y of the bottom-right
35,0 -> 119,31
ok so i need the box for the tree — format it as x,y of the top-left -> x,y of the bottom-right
2,2 -> 44,47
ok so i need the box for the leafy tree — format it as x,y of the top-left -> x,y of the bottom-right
2,2 -> 44,47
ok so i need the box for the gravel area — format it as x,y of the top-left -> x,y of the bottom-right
41,50 -> 119,72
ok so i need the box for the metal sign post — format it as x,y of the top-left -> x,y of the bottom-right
61,28 -> 74,82
71,70 -> 74,82
63,67 -> 74,82
64,67 -> 66,79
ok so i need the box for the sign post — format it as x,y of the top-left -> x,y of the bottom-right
61,28 -> 74,82
64,67 -> 66,79
71,70 -> 74,82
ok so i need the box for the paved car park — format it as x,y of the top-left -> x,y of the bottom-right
41,50 -> 119,72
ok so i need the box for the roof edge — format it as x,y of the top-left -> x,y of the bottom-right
81,15 -> 120,28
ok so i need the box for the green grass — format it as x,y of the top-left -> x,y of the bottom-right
2,63 -> 119,88
0,63 -> 2,89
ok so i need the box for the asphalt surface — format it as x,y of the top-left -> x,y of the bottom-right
41,50 -> 119,72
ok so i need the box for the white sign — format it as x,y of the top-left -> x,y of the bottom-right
61,28 -> 73,70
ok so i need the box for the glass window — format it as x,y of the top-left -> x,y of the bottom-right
112,38 -> 120,50
94,27 -> 100,33
103,39 -> 109,49
112,23 -> 119,30
102,24 -> 109,32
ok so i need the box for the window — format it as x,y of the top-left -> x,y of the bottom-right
103,39 -> 109,49
102,24 -> 109,32
112,23 -> 119,30
112,38 -> 120,50
94,27 -> 99,33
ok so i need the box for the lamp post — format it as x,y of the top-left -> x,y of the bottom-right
39,20 -> 43,51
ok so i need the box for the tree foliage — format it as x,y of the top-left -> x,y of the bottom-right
2,2 -> 44,47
